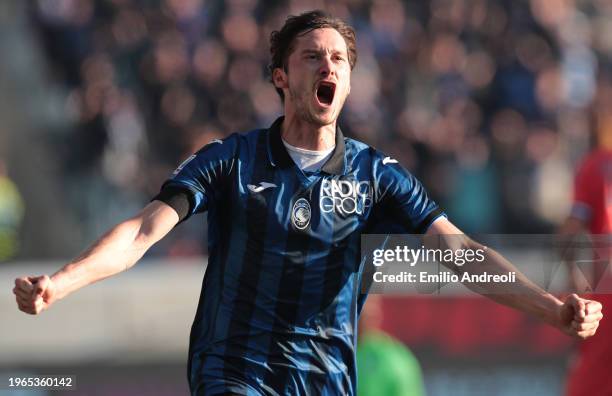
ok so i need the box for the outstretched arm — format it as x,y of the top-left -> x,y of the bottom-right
13,200 -> 179,315
426,217 -> 603,339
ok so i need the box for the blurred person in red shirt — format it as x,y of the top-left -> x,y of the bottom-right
560,146 -> 612,396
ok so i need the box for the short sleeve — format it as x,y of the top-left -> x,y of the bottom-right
373,151 -> 445,233
152,134 -> 238,222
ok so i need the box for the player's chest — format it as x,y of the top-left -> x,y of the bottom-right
232,171 -> 374,236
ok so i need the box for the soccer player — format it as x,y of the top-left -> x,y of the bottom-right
560,148 -> 612,396
14,11 -> 603,396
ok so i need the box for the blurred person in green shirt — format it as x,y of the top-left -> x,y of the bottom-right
357,295 -> 425,396
0,159 -> 24,261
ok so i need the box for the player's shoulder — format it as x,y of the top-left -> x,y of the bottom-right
344,137 -> 401,166
240,126 -> 266,141
194,127 -> 265,156
195,132 -> 237,154
343,136 -> 383,161
343,135 -> 370,152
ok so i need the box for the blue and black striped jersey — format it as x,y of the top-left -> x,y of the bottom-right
155,117 -> 444,396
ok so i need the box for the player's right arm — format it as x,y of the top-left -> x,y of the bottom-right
15,133 -> 238,315
13,200 -> 179,315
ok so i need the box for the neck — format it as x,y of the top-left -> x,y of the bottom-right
281,111 -> 336,151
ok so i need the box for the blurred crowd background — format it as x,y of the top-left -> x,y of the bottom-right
3,0 -> 612,260
2,1 -> 608,395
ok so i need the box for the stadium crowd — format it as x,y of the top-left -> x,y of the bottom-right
27,0 -> 612,256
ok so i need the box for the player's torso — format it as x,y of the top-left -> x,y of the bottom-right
201,131 -> 379,337
190,131 -> 372,396
231,158 -> 375,247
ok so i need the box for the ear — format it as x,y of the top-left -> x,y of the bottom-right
272,67 -> 288,90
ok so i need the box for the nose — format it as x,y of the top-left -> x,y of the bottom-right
319,56 -> 335,78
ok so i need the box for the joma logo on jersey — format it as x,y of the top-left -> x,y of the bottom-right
320,179 -> 372,216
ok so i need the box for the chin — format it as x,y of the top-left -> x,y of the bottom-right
311,116 -> 336,127
310,109 -> 338,126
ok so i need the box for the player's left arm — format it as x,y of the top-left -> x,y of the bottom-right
426,216 -> 603,339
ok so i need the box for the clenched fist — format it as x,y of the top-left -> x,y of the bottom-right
13,275 -> 57,315
558,294 -> 603,339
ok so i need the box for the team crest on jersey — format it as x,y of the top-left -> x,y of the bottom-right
319,179 -> 372,216
292,198 -> 311,230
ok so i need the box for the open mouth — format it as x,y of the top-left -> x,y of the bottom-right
316,81 -> 336,105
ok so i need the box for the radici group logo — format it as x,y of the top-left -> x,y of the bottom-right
320,179 -> 372,217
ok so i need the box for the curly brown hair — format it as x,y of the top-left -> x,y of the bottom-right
269,10 -> 357,101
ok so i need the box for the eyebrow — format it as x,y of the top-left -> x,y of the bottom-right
300,48 -> 347,57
